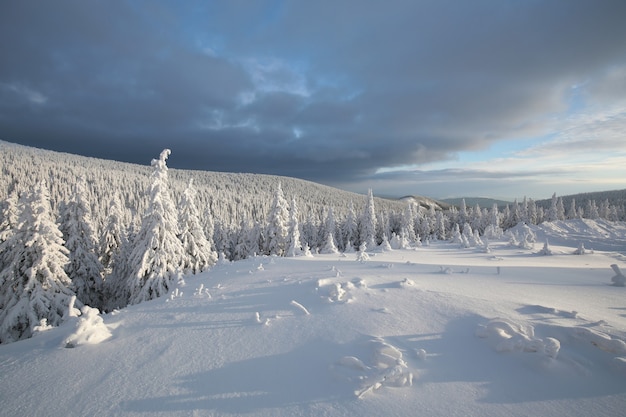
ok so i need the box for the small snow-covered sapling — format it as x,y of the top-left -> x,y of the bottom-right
610,264 -> 625,287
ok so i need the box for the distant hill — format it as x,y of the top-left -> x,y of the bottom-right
535,189 -> 626,211
399,195 -> 451,211
439,197 -> 512,209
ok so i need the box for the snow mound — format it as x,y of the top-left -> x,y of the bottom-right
316,278 -> 360,303
477,315 -> 626,377
534,219 -> 626,253
64,306 -> 112,348
476,318 -> 560,358
331,336 -> 414,398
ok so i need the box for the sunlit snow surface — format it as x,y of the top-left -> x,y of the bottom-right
1,219 -> 626,417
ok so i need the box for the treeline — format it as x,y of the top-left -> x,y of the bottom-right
1,141 -> 625,343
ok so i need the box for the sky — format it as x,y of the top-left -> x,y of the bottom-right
1,1 -> 625,200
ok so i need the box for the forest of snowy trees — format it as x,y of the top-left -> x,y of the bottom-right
1,140 -> 625,343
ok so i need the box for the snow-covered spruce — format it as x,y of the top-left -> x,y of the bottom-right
178,179 -> 218,274
0,181 -> 78,343
123,149 -> 187,305
60,177 -> 105,310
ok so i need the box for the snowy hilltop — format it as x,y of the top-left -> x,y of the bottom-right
1,221 -> 626,416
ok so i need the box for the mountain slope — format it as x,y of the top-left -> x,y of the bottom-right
0,140 -> 409,228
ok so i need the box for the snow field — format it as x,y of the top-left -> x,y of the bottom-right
1,222 -> 626,416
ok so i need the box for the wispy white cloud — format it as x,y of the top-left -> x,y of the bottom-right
1,82 -> 48,105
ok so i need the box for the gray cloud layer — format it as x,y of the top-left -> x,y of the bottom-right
1,1 -> 625,195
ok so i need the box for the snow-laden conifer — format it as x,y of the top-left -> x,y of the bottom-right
0,181 -> 77,343
417,213 -> 432,240
202,206 -> 216,254
321,206 -> 340,251
179,179 -> 217,273
0,187 -> 19,270
301,212 -> 320,251
483,203 -> 503,239
232,217 -> 251,261
60,178 -> 104,309
390,231 -> 410,249
450,223 -> 463,244
99,195 -> 125,274
434,210 -> 447,240
567,199 -> 578,220
212,220 -> 232,260
103,223 -> 134,311
546,193 -> 559,222
341,200 -> 358,251
458,198 -> 468,226
320,232 -> 339,254
585,200 -> 599,219
125,149 -> 186,305
285,198 -> 303,257
265,182 -> 289,256
359,189 -> 377,250
401,203 -> 418,244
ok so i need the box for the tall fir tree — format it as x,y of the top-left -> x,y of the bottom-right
99,194 -> 125,275
60,178 -> 104,309
232,216 -> 255,260
178,179 -> 217,273
125,149 -> 186,305
0,181 -> 76,343
0,187 -> 20,270
285,198 -> 303,257
265,182 -> 289,256
341,200 -> 358,251
567,198 -> 578,220
320,206 -> 339,254
402,203 -> 418,244
547,193 -> 559,222
435,210 -> 447,240
359,189 -> 377,249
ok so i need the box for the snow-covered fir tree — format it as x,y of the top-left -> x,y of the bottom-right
359,189 -> 377,249
232,217 -> 254,260
483,203 -> 503,239
546,193 -> 560,222
60,178 -> 104,309
212,220 -> 232,260
341,200 -> 358,251
178,179 -> 217,274
99,195 -> 125,275
285,198 -> 303,257
401,203 -> 418,244
586,199 -> 599,219
265,182 -> 289,256
567,198 -> 578,220
450,223 -> 463,245
320,231 -> 339,254
458,198 -> 468,226
301,211 -> 320,252
124,149 -> 187,305
0,181 -> 77,343
420,210 -> 436,240
527,198 -> 538,225
321,206 -> 342,252
0,187 -> 20,271
202,205 -> 216,255
103,224 -> 133,311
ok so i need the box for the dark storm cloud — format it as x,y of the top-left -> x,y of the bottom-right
1,0 -> 625,191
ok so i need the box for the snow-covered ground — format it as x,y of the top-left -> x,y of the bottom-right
1,219 -> 626,417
